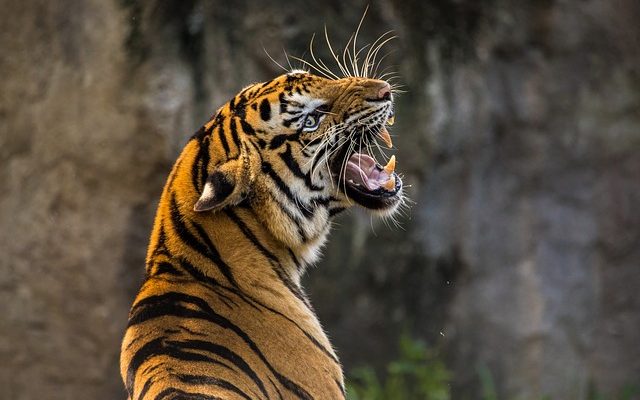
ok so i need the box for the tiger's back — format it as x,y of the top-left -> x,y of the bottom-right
121,71 -> 403,399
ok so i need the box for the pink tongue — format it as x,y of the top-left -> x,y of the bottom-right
344,153 -> 390,191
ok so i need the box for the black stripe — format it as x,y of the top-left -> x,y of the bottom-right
269,134 -> 288,149
199,136 -> 210,191
257,87 -> 279,99
152,261 -> 182,277
131,286 -> 340,390
175,256 -> 242,310
329,207 -> 346,217
167,339 -> 268,398
177,324 -> 207,337
224,210 -> 279,263
301,135 -> 323,147
141,362 -> 165,378
217,125 -> 230,155
279,92 -> 287,114
265,190 -> 307,242
198,213 -> 340,367
190,220 -> 239,287
137,376 -> 154,400
260,78 -> 275,89
335,379 -> 346,398
126,338 -> 230,398
309,143 -> 332,172
149,226 -> 170,263
176,374 -> 253,400
239,119 -> 255,135
128,294 -> 269,398
191,136 -> 210,193
282,114 -> 303,127
168,194 -> 238,288
164,154 -> 184,191
233,95 -> 248,119
280,144 -> 323,191
287,249 -> 302,273
268,376 -> 285,400
191,144 -> 203,192
229,118 -> 242,152
190,125 -> 207,141
261,162 -> 313,219
260,188 -> 308,243
259,98 -> 271,121
351,107 -> 380,123
224,209 -> 310,308
154,387 -> 223,400
142,291 -> 314,399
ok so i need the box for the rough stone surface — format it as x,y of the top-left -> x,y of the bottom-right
1,1 -> 638,399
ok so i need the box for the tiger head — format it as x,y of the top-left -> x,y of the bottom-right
191,70 -> 403,255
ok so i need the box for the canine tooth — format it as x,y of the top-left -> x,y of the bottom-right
379,127 -> 393,148
383,155 -> 396,175
387,116 -> 395,126
382,175 -> 396,191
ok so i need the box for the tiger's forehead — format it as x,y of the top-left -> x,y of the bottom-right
263,72 -> 359,101
279,71 -> 333,92
239,71 -> 371,114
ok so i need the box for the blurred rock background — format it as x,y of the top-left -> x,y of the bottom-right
1,0 -> 639,399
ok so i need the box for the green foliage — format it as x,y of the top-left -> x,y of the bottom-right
346,337 -> 639,400
346,334 -> 451,400
589,384 -> 640,400
477,365 -> 497,400
478,365 -> 639,400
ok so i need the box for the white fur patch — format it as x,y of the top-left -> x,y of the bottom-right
286,93 -> 326,114
288,69 -> 309,75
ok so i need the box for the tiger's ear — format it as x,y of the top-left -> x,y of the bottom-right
194,143 -> 259,212
193,170 -> 238,212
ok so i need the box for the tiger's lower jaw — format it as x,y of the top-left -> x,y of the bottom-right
345,178 -> 403,213
340,152 -> 403,215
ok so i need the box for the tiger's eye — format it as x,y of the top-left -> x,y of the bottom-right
302,113 -> 322,132
305,115 -> 318,127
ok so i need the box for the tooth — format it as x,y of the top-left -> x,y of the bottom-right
383,155 -> 396,175
387,116 -> 395,126
382,175 -> 396,191
379,127 -> 393,148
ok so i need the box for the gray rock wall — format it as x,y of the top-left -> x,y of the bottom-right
1,1 -> 638,399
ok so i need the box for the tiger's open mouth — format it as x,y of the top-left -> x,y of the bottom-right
335,116 -> 402,211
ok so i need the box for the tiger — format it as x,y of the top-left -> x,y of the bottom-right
120,69 -> 404,400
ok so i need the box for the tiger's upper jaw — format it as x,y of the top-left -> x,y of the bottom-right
324,79 -> 402,215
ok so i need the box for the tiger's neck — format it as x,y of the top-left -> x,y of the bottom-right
145,139 -> 330,295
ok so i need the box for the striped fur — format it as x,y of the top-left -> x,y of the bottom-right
120,71 -> 402,400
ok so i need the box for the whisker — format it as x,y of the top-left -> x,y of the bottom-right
309,34 -> 340,80
342,34 -> 356,78
282,47 -> 294,72
324,25 -> 350,78
372,52 -> 397,80
366,32 -> 397,78
353,6 -> 366,77
289,55 -> 334,80
262,45 -> 289,73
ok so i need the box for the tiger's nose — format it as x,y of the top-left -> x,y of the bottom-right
377,82 -> 392,101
